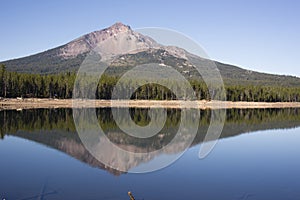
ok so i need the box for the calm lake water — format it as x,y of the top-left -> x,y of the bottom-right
1,108 -> 300,200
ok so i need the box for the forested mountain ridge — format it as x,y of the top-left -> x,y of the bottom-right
1,22 -> 299,86
0,22 -> 299,101
1,45 -> 88,74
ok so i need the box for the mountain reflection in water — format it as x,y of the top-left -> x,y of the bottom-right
1,108 -> 300,175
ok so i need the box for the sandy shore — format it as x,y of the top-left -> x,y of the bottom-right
1,98 -> 300,110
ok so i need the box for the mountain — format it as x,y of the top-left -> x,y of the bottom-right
1,22 -> 300,87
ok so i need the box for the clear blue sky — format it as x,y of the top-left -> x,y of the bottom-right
1,0 -> 299,77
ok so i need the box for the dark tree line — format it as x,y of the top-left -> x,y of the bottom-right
0,64 -> 299,102
0,64 -> 75,98
225,85 -> 300,102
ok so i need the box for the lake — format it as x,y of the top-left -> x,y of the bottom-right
1,108 -> 300,200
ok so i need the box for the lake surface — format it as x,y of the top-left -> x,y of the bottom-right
1,108 -> 300,200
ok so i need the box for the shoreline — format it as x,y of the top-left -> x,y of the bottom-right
1,98 -> 300,110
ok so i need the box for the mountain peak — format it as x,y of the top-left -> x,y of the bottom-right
106,22 -> 131,32
59,22 -> 158,59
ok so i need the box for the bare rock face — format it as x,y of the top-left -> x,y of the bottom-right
59,22 -> 191,61
59,22 -> 160,59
